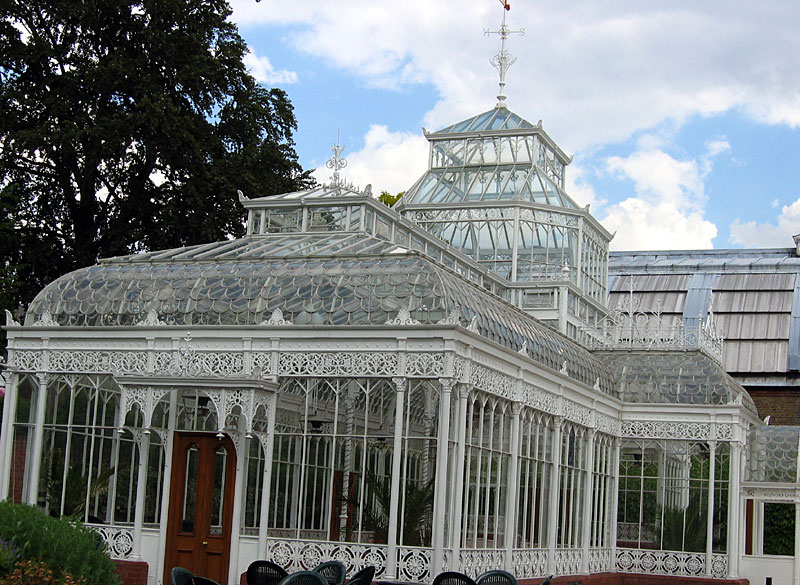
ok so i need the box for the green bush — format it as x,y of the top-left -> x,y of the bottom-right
0,502 -> 120,585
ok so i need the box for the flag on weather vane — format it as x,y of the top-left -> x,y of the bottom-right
499,0 -> 510,10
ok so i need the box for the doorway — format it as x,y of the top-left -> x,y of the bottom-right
164,432 -> 236,585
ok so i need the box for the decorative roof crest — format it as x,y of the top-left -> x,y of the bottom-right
260,308 -> 292,326
326,131 -> 349,188
484,0 -> 524,108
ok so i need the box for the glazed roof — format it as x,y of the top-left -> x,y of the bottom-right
430,108 -> 538,135
26,232 -> 617,395
596,349 -> 757,414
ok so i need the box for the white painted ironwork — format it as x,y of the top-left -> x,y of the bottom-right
582,278 -> 724,361
484,4 -> 524,107
616,548 -> 728,579
87,524 -> 135,559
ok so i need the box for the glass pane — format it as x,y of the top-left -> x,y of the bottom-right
182,446 -> 199,533
210,445 -> 228,535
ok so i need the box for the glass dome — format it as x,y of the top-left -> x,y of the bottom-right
397,107 -> 611,303
597,349 -> 757,412
26,233 -> 616,395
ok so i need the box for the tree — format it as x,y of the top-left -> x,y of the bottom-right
0,0 -> 314,315
378,191 -> 404,207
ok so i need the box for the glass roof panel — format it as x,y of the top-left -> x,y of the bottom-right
595,349 -> 757,412
432,108 -> 536,135
748,425 -> 800,483
27,232 -> 614,394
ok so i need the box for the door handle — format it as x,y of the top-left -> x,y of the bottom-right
201,541 -> 208,546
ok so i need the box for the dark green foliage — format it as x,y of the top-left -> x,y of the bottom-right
0,501 -> 120,585
378,191 -> 404,207
0,538 -> 20,575
343,473 -> 434,546
0,0 -> 314,315
764,502 -> 795,556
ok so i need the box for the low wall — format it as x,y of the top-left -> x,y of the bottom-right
519,574 -> 748,585
114,559 -> 149,585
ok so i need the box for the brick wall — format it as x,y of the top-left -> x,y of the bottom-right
11,435 -> 27,503
518,573 -> 748,585
747,387 -> 800,425
114,560 -> 149,585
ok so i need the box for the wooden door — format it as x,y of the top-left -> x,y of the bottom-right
164,433 -> 236,585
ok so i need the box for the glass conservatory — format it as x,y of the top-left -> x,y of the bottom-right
0,103 -> 795,585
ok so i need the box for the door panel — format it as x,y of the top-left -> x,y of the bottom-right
164,433 -> 236,585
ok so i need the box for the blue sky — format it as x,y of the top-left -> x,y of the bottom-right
230,0 -> 800,251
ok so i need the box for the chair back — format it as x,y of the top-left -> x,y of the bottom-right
313,561 -> 347,585
171,567 -> 195,585
345,566 -> 375,585
191,578 -> 221,585
247,561 -> 289,585
433,571 -> 477,585
476,570 -> 518,585
279,571 -> 329,585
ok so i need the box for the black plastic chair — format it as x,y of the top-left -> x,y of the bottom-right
191,578 -> 221,585
476,571 -> 518,585
433,571 -> 477,585
279,571 -> 329,585
345,566 -> 375,585
248,561 -> 290,585
314,561 -> 347,585
172,568 -> 195,585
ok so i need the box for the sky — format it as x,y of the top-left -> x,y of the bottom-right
229,0 -> 800,251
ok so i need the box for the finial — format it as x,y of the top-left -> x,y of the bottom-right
326,130 -> 348,187
484,1 -> 524,108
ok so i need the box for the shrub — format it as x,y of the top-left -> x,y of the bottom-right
0,502 -> 120,585
0,559 -> 86,585
0,539 -> 20,575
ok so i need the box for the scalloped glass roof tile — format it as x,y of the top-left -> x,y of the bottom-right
404,166 -> 579,208
431,108 -> 535,135
249,184 -> 363,201
27,238 -> 615,395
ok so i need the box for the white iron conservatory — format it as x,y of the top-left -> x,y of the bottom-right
1,103 -> 796,585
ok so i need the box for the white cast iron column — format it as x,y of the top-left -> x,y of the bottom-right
609,437 -> 621,572
257,393 -> 278,559
132,428 -> 151,559
727,441 -> 741,578
26,373 -> 49,505
385,377 -> 407,579
155,390 -> 178,585
448,383 -> 471,571
580,430 -> 597,573
503,402 -> 521,572
705,440 -> 717,577
228,421 -> 249,585
546,417 -> 564,574
432,378 -> 453,575
0,372 -> 19,499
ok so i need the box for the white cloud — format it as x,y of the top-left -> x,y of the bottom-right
231,1 -> 800,151
596,140 -> 728,250
729,198 -> 800,247
311,125 -> 429,195
243,51 -> 298,85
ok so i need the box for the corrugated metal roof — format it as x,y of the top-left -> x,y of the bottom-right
716,273 -> 796,291
610,274 -> 691,292
714,313 -> 791,339
713,290 -> 794,312
723,340 -> 788,373
608,291 -> 685,313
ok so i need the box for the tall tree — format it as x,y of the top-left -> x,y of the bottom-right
0,0 -> 313,313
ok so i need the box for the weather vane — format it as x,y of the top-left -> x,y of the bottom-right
326,130 -> 348,187
484,0 -> 524,108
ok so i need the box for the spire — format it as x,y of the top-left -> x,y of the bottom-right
484,1 -> 524,108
